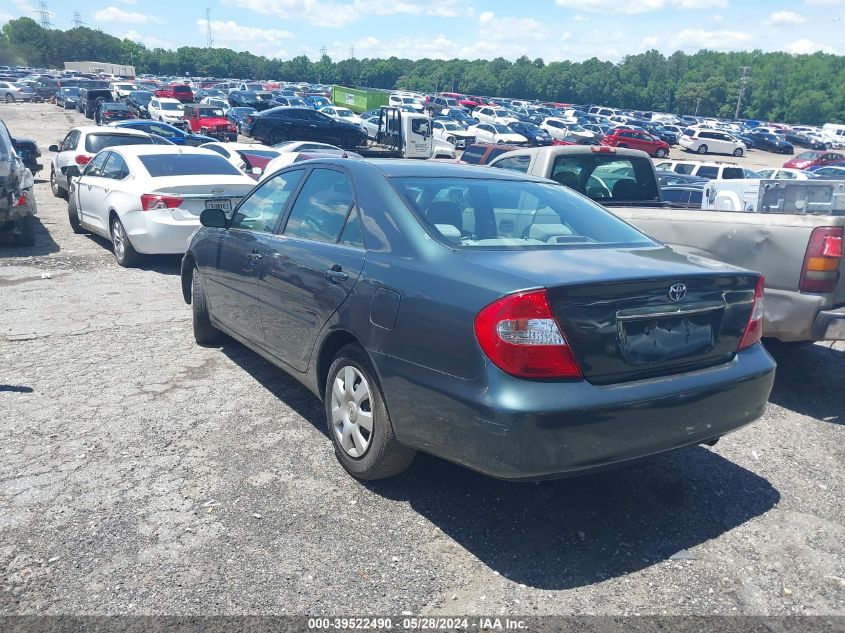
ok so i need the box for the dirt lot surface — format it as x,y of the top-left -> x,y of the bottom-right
0,103 -> 843,617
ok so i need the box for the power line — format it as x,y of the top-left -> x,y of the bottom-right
72,11 -> 87,28
348,45 -> 355,60
205,8 -> 213,47
37,1 -> 53,29
320,45 -> 327,57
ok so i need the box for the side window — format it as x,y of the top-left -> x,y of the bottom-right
697,166 -> 718,179
102,153 -> 129,180
339,208 -> 364,248
461,146 -> 484,164
84,152 -> 110,177
283,169 -> 355,243
491,155 -> 530,173
204,145 -> 226,156
62,130 -> 79,151
675,163 -> 695,175
662,189 -> 689,204
231,169 -> 305,233
722,168 -> 745,180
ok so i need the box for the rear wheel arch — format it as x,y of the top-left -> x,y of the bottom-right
181,253 -> 197,303
316,330 -> 368,401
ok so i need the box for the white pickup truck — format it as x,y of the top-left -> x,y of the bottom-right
487,145 -> 845,342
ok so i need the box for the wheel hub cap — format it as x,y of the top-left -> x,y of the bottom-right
330,365 -> 373,458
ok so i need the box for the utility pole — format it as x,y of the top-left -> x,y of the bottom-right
37,1 -> 53,28
695,97 -> 701,116
72,11 -> 84,27
320,45 -> 327,57
348,45 -> 355,60
205,8 -> 213,47
734,66 -> 749,120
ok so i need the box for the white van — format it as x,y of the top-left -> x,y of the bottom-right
822,124 -> 845,144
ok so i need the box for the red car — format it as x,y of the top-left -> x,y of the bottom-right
153,83 -> 194,103
783,150 -> 845,170
601,128 -> 670,158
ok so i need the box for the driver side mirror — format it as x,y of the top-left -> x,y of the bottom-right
49,144 -> 59,152
200,208 -> 228,228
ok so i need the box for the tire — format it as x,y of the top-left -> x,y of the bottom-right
191,266 -> 220,345
270,130 -> 285,145
5,93 -> 13,103
655,148 -> 667,158
342,134 -> 356,148
67,194 -> 84,233
325,344 -> 416,480
110,216 -> 140,267
733,147 -> 744,157
825,143 -> 832,150
13,215 -> 35,247
50,167 -> 68,199
697,144 -> 708,154
446,135 -> 456,145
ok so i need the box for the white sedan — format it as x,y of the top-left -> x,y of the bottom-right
67,146 -> 256,266
273,140 -> 347,153
467,123 -> 527,146
472,106 -> 518,126
318,106 -> 364,128
200,97 -> 229,113
757,168 -> 818,180
148,98 -> 185,125
200,141 -> 280,177
0,81 -> 24,103
432,119 -> 475,148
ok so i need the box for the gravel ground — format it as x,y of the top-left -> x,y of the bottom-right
0,103 -> 843,617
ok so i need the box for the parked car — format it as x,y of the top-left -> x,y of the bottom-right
653,160 -> 746,180
319,106 -> 365,128
459,143 -> 523,165
304,95 -> 332,109
806,164 -> 845,178
154,83 -> 194,103
656,171 -> 709,187
108,82 -> 137,100
757,168 -> 818,180
783,150 -> 845,170
271,95 -> 309,108
253,91 -> 278,110
182,103 -> 238,141
200,141 -> 280,178
0,81 -> 24,102
602,128 -> 670,158
1,119 -> 41,175
781,131 -> 826,151
472,106 -> 518,126
67,146 -> 256,266
661,184 -> 705,207
679,128 -> 746,157
432,119 -> 476,149
746,132 -> 794,154
247,107 -> 367,148
228,90 -> 261,110
182,158 -> 774,481
227,106 -> 257,134
107,120 -> 216,147
48,126 -> 155,198
95,102 -> 133,125
125,91 -> 153,118
467,123 -> 527,146
55,86 -> 81,109
148,97 -> 185,125
507,121 -> 553,146
77,88 -> 114,118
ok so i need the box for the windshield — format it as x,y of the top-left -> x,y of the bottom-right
115,84 -> 134,90
402,97 -> 417,104
85,134 -> 153,153
173,86 -> 191,93
246,83 -> 263,91
391,177 -> 653,250
336,109 -> 354,118
288,98 -> 308,107
131,92 -> 152,103
493,109 -> 511,117
796,151 -> 819,159
198,108 -> 226,117
442,122 -> 462,131
138,153 -> 242,177
492,124 -> 511,133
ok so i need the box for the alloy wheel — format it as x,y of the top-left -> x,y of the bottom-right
330,365 -> 373,459
111,219 -> 126,260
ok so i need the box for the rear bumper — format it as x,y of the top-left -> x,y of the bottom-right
764,288 -> 843,342
375,344 -> 775,480
812,305 -> 845,340
121,210 -> 199,255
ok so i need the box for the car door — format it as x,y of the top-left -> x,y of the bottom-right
203,168 -> 306,344
258,167 -> 366,370
56,129 -> 81,187
76,151 -> 112,233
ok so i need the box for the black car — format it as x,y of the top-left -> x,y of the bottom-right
0,120 -> 41,174
95,102 -> 134,125
227,106 -> 257,133
656,170 -> 709,187
748,132 -> 794,154
228,90 -> 261,109
182,159 -> 774,481
642,123 -> 679,146
253,91 -> 278,111
782,131 -> 826,150
126,90 -> 154,118
507,121 -> 553,146
55,87 -> 80,109
77,88 -> 114,118
661,184 -> 705,207
248,107 -> 367,148
32,76 -> 60,101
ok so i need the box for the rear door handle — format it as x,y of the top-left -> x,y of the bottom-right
247,250 -> 263,263
324,264 -> 348,282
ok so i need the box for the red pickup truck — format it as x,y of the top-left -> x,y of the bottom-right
153,84 -> 194,103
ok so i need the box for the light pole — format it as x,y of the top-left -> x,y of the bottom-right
734,66 -> 749,120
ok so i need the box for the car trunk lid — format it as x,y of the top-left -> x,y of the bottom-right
460,246 -> 759,385
150,180 -> 255,220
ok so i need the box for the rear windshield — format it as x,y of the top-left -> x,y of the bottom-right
796,151 -> 819,159
138,154 -> 242,177
547,155 -> 660,204
103,103 -> 130,111
130,91 -> 153,103
85,134 -> 153,153
460,145 -> 485,164
391,177 -> 653,250
161,102 -> 182,111
173,85 -> 191,93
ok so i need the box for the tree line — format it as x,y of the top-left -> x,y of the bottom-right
2,17 -> 843,124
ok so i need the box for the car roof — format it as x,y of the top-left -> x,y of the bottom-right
155,97 -> 182,103
110,145 -> 217,157
73,126 -> 150,137
308,157 -> 554,182
203,142 -> 275,151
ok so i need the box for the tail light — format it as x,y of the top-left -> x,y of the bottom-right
75,154 -> 91,165
738,276 -> 765,350
141,193 -> 183,211
13,192 -> 27,207
474,289 -> 582,379
228,124 -> 237,132
800,227 -> 842,293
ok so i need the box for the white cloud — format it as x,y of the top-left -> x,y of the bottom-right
197,19 -> 294,58
804,0 -> 842,5
785,38 -> 837,54
119,0 -> 138,4
766,11 -> 807,25
123,29 -> 175,49
94,6 -> 163,24
637,28 -> 752,53
351,34 -> 463,59
555,0 -> 726,13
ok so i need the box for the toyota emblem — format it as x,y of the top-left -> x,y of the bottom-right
668,283 -> 687,302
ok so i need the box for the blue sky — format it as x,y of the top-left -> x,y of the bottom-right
2,0 -> 843,62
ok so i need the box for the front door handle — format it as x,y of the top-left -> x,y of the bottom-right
324,264 -> 348,282
246,250 -> 263,263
